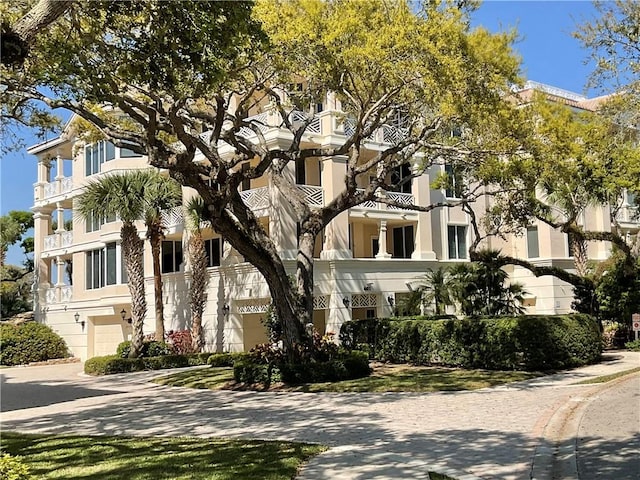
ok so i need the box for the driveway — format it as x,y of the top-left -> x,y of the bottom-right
1,352 -> 639,480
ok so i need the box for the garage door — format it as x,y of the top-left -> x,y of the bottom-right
243,313 -> 269,351
92,318 -> 128,357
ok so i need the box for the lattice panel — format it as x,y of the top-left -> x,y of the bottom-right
44,234 -> 58,251
44,182 -> 57,198
45,288 -> 57,303
237,299 -> 271,314
298,185 -> 324,207
387,192 -> 414,210
240,187 -> 270,210
351,293 -> 378,308
61,177 -> 74,193
313,295 -> 329,310
61,231 -> 73,247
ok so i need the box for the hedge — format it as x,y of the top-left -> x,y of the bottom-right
0,322 -> 69,366
340,314 -> 602,371
84,352 -> 213,376
233,350 -> 371,385
0,453 -> 30,480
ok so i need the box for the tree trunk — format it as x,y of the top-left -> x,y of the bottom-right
188,230 -> 208,352
2,0 -> 74,66
120,222 -> 146,358
296,231 -> 316,350
570,235 -> 589,278
149,226 -> 165,342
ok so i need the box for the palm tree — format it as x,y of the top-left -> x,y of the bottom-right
184,196 -> 210,352
76,171 -> 149,357
416,267 -> 454,315
140,172 -> 182,341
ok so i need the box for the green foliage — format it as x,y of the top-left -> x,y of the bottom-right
0,453 -> 31,480
116,340 -> 170,359
233,359 -> 281,386
0,211 -> 34,267
594,252 -> 640,328
207,352 -> 248,367
0,322 -> 69,366
625,340 -> 640,351
1,265 -> 33,318
340,314 -> 602,371
84,354 -> 191,375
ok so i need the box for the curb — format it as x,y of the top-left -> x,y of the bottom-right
530,371 -> 640,480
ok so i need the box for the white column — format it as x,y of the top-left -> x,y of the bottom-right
55,256 -> 65,287
375,220 -> 392,259
55,154 -> 63,180
55,202 -> 65,233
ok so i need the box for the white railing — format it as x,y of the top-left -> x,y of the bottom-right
60,286 -> 72,302
298,185 -> 324,207
61,177 -> 73,193
43,231 -> 74,251
161,206 -> 184,229
354,189 -> 414,211
44,234 -> 58,250
61,231 -> 73,247
386,192 -> 414,210
240,186 -> 270,210
382,125 -> 408,144
45,288 -> 57,303
290,111 -> 322,134
44,182 -> 57,198
616,205 -> 639,224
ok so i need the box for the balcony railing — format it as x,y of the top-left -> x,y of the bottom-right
43,231 -> 74,251
161,207 -> 184,230
45,285 -> 72,304
298,185 -> 324,207
240,186 -> 270,210
43,177 -> 73,199
616,205 -> 639,225
354,189 -> 414,211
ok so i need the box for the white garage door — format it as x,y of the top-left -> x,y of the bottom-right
93,318 -> 128,357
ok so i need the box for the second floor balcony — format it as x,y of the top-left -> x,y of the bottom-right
44,231 -> 74,251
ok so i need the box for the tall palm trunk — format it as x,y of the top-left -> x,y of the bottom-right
188,230 -> 207,352
148,223 -> 165,342
121,222 -> 146,358
570,235 -> 589,277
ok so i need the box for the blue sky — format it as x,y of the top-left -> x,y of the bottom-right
0,1 -> 600,266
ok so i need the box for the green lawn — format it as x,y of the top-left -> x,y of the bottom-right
0,432 -> 325,480
154,364 -> 542,393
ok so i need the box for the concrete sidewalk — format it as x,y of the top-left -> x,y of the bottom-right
1,351 -> 639,480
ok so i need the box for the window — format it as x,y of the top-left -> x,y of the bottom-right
371,237 -> 379,258
391,163 -> 412,193
120,143 -> 142,158
527,226 -> 540,258
205,238 -> 222,267
392,225 -> 414,258
625,190 -> 636,206
85,141 -> 116,176
444,164 -> 462,198
85,212 -> 102,233
85,242 -> 125,289
161,240 -> 183,273
447,225 -> 467,259
295,158 -> 306,185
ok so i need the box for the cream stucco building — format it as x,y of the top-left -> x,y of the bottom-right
30,81 -> 638,360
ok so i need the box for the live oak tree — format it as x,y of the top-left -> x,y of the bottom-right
2,0 -> 531,357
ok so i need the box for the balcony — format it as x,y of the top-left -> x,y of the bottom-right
240,186 -> 270,210
43,177 -> 73,199
616,205 -> 639,227
45,285 -> 73,304
43,231 -> 73,251
354,189 -> 414,212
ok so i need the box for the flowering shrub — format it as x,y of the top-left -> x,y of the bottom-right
166,330 -> 195,355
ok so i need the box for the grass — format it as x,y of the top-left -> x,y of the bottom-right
0,432 -> 325,480
574,366 -> 640,385
429,473 -> 457,480
154,364 -> 542,393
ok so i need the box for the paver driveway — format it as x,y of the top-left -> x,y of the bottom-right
1,353 -> 638,480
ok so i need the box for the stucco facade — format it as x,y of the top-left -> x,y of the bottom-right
30,82 -> 638,360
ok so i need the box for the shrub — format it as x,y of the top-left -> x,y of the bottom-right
233,359 -> 280,385
166,330 -> 195,355
0,322 -> 69,366
207,352 -> 249,367
84,354 -> 189,375
0,453 -> 31,480
234,350 -> 370,385
625,339 -> 640,351
340,314 -> 602,371
116,340 -> 170,358
186,352 -> 214,366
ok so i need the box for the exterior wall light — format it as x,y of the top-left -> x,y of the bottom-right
74,312 -> 85,330
387,295 -> 395,307
120,308 -> 132,324
222,304 -> 230,315
342,297 -> 350,308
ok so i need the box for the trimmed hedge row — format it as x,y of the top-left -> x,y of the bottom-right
340,314 -> 602,371
233,350 -> 371,385
84,352 -> 214,376
0,322 -> 69,366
